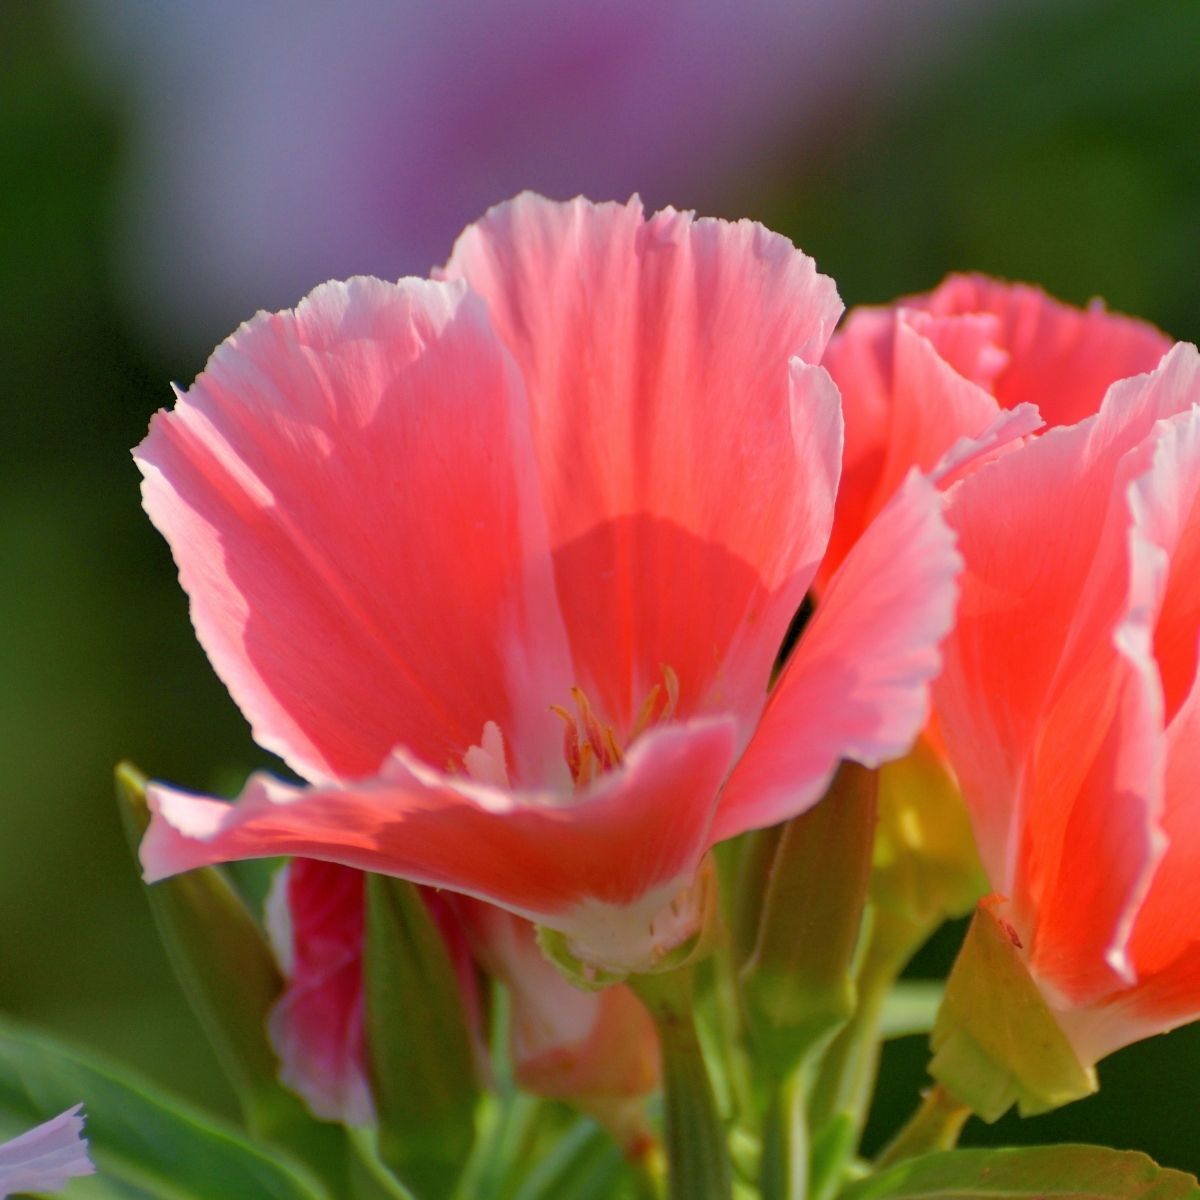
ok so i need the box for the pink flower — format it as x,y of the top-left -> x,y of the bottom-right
934,343 -> 1200,1065
0,1106 -> 94,1198
451,899 -> 660,1149
264,859 -> 377,1126
265,859 -> 658,1132
820,274 -> 1170,585
136,194 -> 960,976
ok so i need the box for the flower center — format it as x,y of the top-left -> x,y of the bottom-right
550,666 -> 679,789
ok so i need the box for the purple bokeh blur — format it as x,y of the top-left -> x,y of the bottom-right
74,0 -> 998,348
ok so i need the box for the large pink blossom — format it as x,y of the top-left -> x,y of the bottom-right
136,194 -> 960,976
934,343 -> 1200,1065
0,1106 -> 93,1197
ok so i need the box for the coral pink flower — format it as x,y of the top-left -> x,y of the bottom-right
0,1106 -> 93,1197
934,343 -> 1200,1064
136,194 -> 960,976
820,273 -> 1170,585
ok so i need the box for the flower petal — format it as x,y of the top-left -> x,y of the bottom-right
0,1106 -> 93,1196
452,900 -> 658,1102
135,276 -> 571,786
143,717 -> 738,971
917,273 -> 1171,427
935,345 -> 1200,1004
821,310 -> 1004,583
1120,407 -> 1200,979
715,471 -> 961,839
264,860 -> 373,1125
443,194 -> 843,730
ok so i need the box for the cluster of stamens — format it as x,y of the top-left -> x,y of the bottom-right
551,666 -> 679,788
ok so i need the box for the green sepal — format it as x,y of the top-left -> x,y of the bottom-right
364,875 -> 478,1200
114,762 -> 348,1186
739,762 -> 878,1077
929,903 -> 1096,1121
840,1145 -> 1199,1200
535,921 -> 709,992
803,744 -> 973,1185
0,1013 -> 331,1200
535,926 -> 627,991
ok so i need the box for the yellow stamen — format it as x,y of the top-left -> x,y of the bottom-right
550,667 -> 679,789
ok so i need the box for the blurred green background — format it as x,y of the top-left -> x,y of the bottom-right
2,0 -> 1199,1177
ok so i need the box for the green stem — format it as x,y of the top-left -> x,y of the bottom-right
874,1084 -> 971,1168
631,969 -> 733,1200
807,912 -> 915,1138
759,1069 -> 807,1200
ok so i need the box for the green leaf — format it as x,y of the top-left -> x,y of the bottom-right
364,876 -> 479,1200
841,1145 -> 1199,1200
115,764 -> 352,1190
930,904 -> 1096,1120
0,1014 -> 331,1200
509,1116 -> 627,1200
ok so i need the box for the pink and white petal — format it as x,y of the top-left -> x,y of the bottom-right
903,310 -> 1009,392
136,276 -> 571,787
548,362 -> 841,740
1017,603 -> 1164,1004
0,1106 -> 93,1196
452,900 -> 658,1101
936,345 -> 1200,891
715,471 -> 961,840
819,308 -> 895,577
143,717 -> 738,972
265,860 -> 373,1126
929,403 -> 1043,489
917,273 -> 1171,427
821,311 -> 1003,585
443,194 -> 843,730
1121,408 -> 1200,979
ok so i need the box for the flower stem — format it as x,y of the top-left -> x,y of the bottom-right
874,1084 -> 971,1168
631,968 -> 733,1200
758,1068 -> 807,1200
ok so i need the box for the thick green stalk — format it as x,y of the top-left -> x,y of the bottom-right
759,1069 -> 807,1200
631,969 -> 732,1200
807,907 -> 921,1142
739,764 -> 878,1083
874,1084 -> 971,1167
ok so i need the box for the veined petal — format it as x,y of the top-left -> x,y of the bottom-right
916,273 -> 1171,427
821,311 -> 1003,583
935,346 -> 1200,1008
143,717 -> 738,974
1029,410 -> 1200,1062
0,1106 -> 93,1196
452,901 -> 658,1103
264,860 -> 373,1125
714,471 -> 960,840
1121,407 -> 1200,980
135,276 -> 571,786
443,193 -> 843,731
937,344 -> 1200,902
